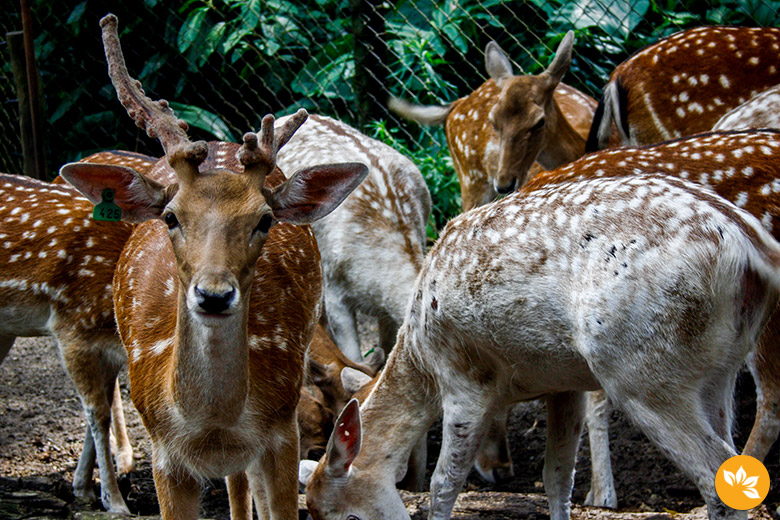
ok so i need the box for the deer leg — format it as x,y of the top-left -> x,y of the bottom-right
429,391 -> 495,520
226,472 -> 252,520
474,406 -> 514,484
110,379 -> 134,475
254,417 -> 299,520
58,335 -> 129,514
398,431 -> 427,491
0,334 -> 15,365
73,423 -> 98,502
607,385 -> 743,520
583,390 -> 617,508
152,457 -> 200,520
544,391 -> 586,520
323,291 -> 362,363
743,337 -> 780,461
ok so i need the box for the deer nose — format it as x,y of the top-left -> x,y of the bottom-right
194,285 -> 236,314
495,177 -> 518,194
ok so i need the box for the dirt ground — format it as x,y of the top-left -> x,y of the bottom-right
1,335 -> 779,519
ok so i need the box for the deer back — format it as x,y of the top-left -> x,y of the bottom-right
275,114 -> 431,325
0,173 -> 132,338
531,129 -> 780,238
713,84 -> 780,132
588,26 -> 780,150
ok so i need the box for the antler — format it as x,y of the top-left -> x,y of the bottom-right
100,14 -> 207,182
238,108 -> 308,190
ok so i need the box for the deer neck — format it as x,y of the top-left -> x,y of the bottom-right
356,330 -> 438,482
536,100 -> 586,170
171,289 -> 249,426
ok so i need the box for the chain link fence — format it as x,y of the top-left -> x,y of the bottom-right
3,1 -> 780,226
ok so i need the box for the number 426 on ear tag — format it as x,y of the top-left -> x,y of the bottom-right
93,188 -> 122,222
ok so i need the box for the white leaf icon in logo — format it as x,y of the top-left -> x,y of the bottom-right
743,476 -> 759,488
722,465 -> 761,500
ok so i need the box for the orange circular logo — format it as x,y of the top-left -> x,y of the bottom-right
715,455 -> 770,510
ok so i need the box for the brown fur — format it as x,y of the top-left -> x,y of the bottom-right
445,81 -> 619,210
606,26 -> 780,144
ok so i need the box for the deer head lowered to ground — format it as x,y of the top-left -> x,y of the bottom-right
301,131 -> 780,520
60,14 -> 367,519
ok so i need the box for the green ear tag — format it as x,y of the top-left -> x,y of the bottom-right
92,189 -> 122,222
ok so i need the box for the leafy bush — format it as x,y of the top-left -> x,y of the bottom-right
10,0 -> 779,230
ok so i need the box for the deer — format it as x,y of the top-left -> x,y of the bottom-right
301,133 -> 780,519
390,32 -> 620,211
0,148 -> 157,514
553,130 -> 780,469
273,114 -> 431,363
713,84 -> 780,132
58,14 -> 368,519
586,26 -> 780,152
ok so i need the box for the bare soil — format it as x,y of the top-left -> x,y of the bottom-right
1,335 -> 778,519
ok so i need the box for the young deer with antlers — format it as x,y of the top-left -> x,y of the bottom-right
60,15 -> 367,519
302,134 -> 780,520
587,26 -> 780,151
391,33 -> 620,210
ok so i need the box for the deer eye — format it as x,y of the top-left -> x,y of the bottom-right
346,516 -> 361,520
254,214 -> 274,235
531,117 -> 546,132
163,212 -> 179,229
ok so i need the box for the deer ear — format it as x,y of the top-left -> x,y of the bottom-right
544,31 -> 574,86
340,367 -> 374,395
59,162 -> 170,223
485,41 -> 515,85
324,398 -> 362,477
266,163 -> 368,225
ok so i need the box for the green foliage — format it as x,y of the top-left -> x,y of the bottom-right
19,0 -> 780,212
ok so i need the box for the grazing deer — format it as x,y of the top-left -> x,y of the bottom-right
301,136 -> 780,520
390,33 -> 620,211
0,150 -> 155,514
713,84 -> 780,132
274,114 -> 431,363
587,26 -> 780,151
59,15 -> 367,519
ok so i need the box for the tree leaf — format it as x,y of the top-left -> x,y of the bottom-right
744,488 -> 761,500
168,102 -> 236,142
736,466 -> 747,484
723,470 -> 735,486
178,7 -> 209,54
